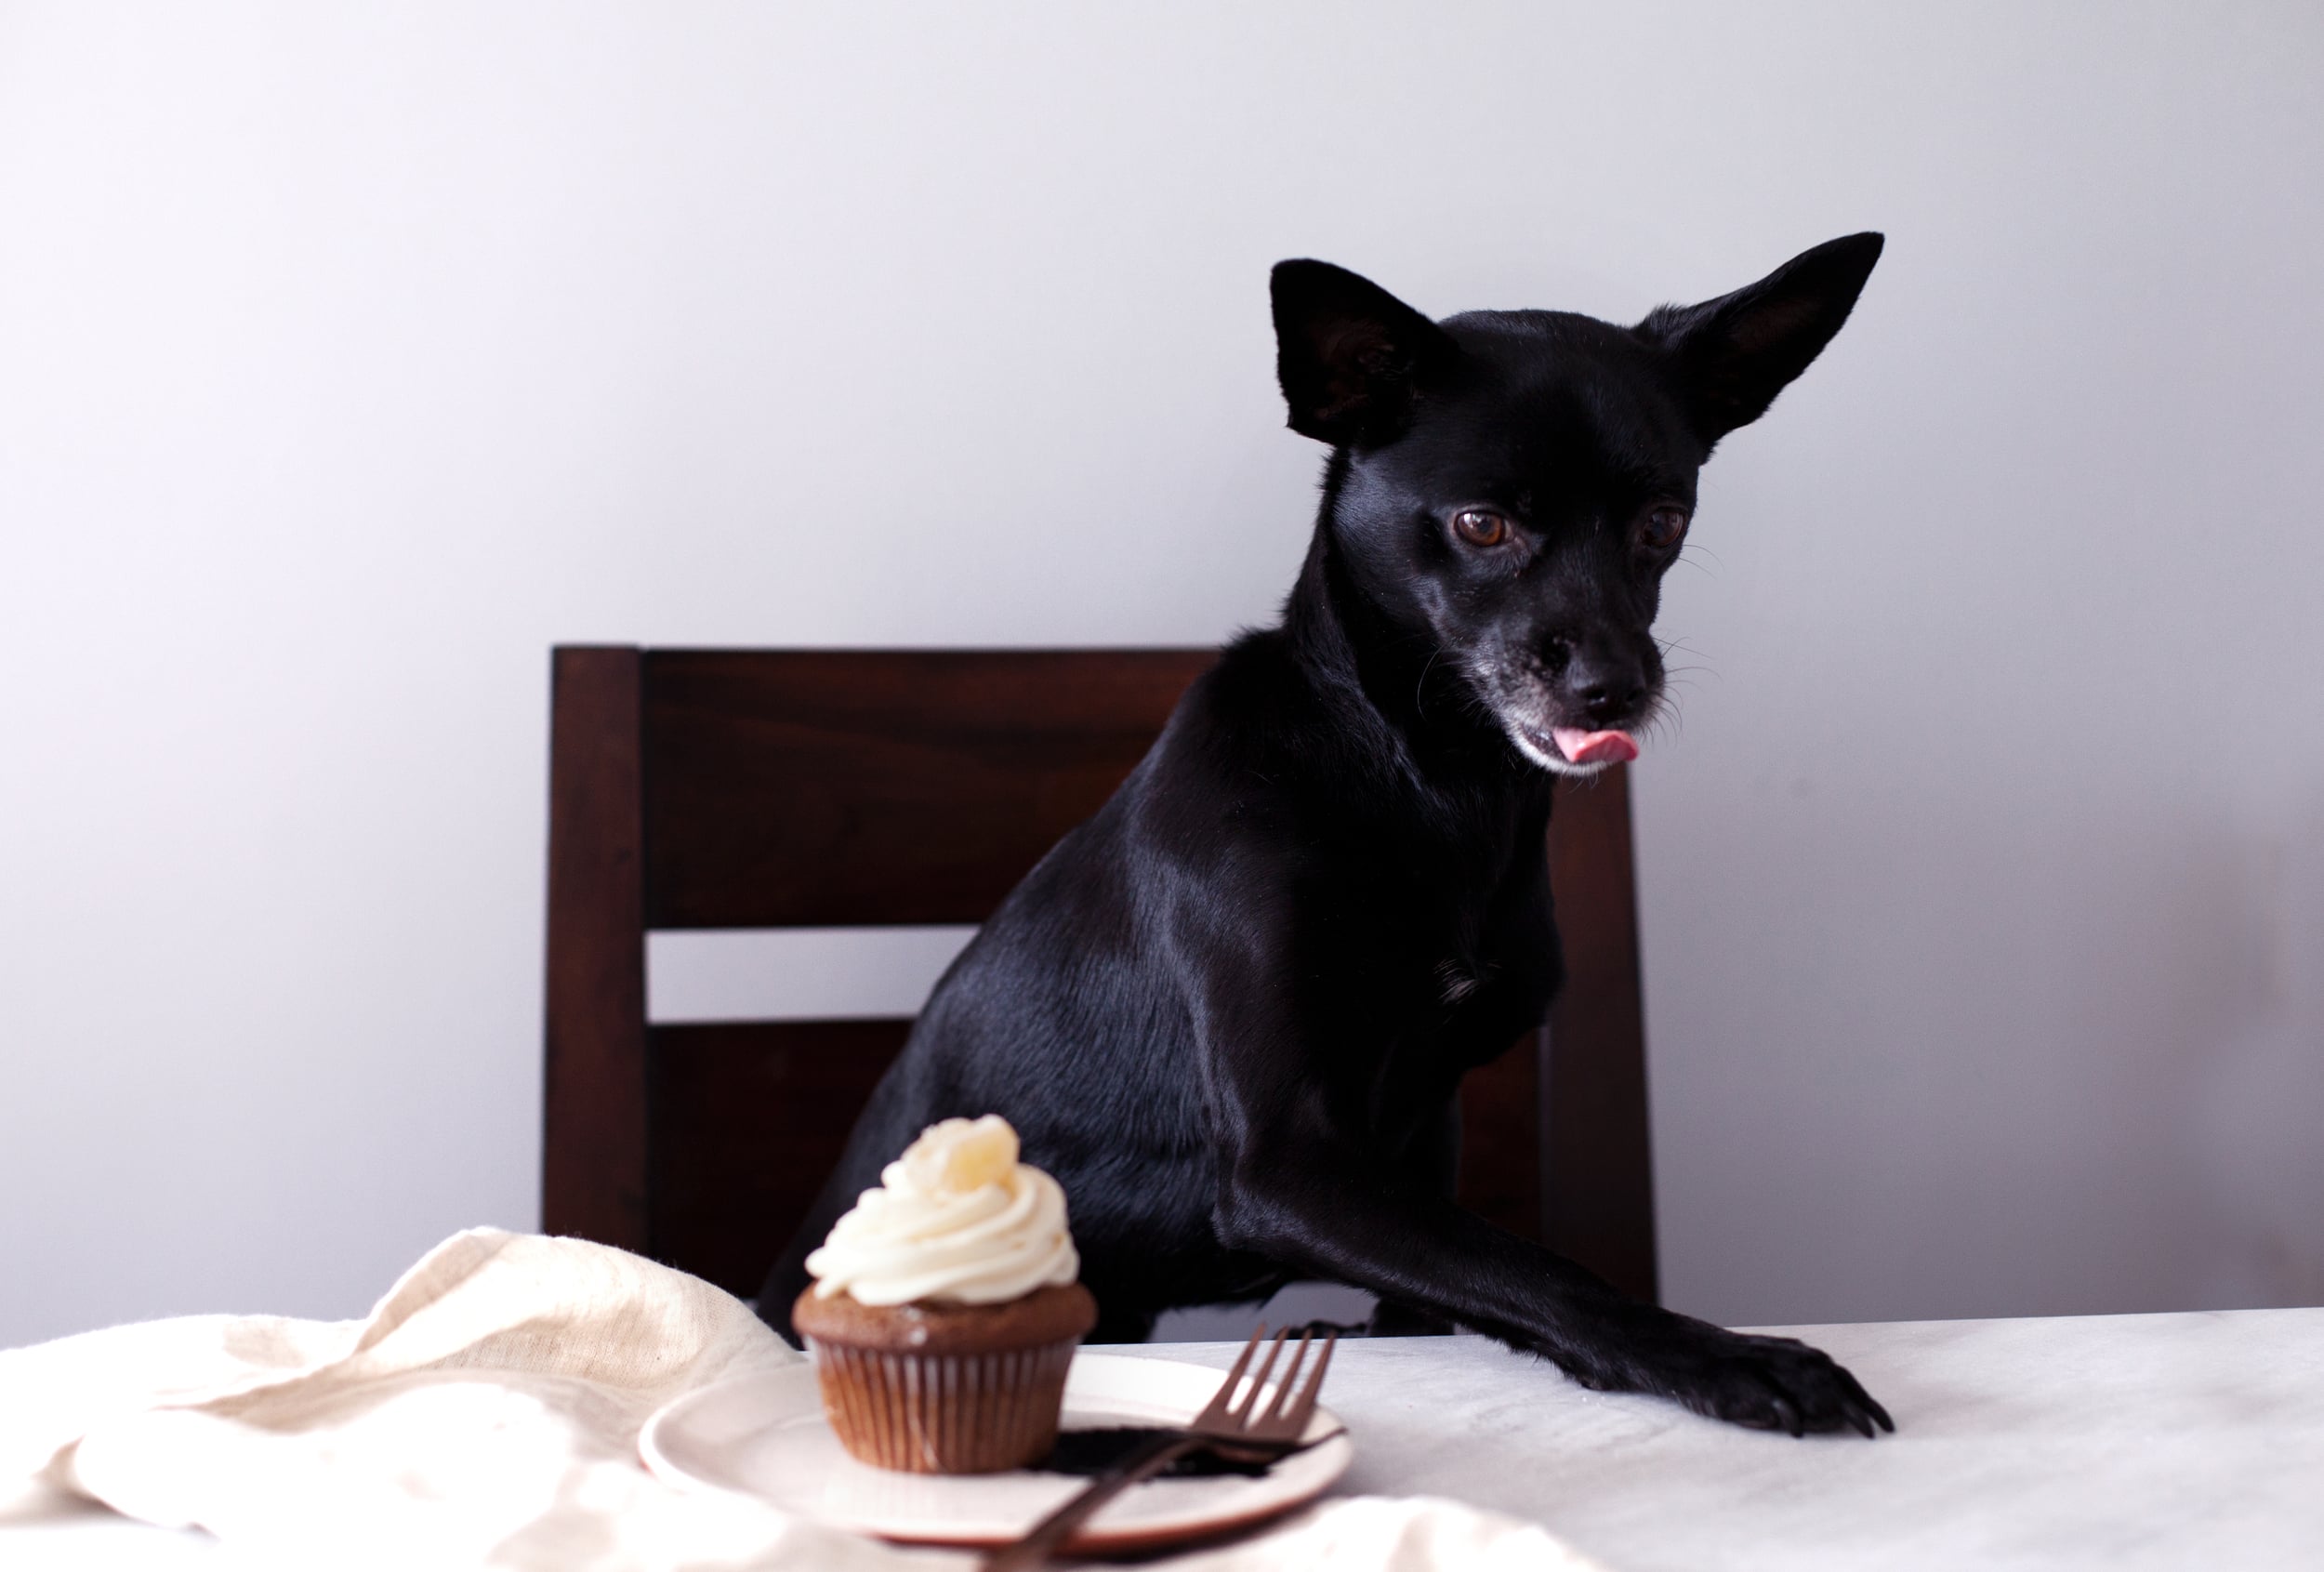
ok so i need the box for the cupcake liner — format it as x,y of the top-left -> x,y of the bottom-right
806,1336 -> 1083,1473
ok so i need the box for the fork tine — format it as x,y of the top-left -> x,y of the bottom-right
1275,1329 -> 1339,1435
1191,1325 -> 1268,1428
1261,1327 -> 1317,1426
1232,1328 -> 1293,1423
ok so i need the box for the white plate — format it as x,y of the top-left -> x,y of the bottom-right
640,1352 -> 1353,1553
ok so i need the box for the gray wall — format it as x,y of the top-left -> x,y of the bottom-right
4,2 -> 2320,1347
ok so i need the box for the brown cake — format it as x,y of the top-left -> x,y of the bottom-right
794,1116 -> 1098,1473
794,1280 -> 1097,1473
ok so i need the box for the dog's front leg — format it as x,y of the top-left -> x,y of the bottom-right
1212,1138 -> 1890,1436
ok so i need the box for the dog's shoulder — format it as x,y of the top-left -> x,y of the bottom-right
1159,629 -> 1375,788
1121,629 -> 1346,844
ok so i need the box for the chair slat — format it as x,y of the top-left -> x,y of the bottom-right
648,1016 -> 1555,1301
641,649 -> 1218,930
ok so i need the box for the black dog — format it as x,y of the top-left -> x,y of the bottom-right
763,235 -> 1892,1438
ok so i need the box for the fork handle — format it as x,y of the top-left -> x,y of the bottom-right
980,1433 -> 1205,1572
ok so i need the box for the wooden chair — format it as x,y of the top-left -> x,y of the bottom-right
542,646 -> 1659,1311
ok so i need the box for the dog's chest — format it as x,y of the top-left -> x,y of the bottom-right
1344,834 -> 1560,1103
1392,802 -> 1556,1002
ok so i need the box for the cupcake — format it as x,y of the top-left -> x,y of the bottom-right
793,1114 -> 1098,1473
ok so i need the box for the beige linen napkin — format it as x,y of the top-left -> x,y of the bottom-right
0,1228 -> 1597,1570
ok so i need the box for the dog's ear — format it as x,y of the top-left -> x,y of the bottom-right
1271,260 -> 1458,448
1638,232 -> 1884,446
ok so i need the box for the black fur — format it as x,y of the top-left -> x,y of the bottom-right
762,235 -> 1893,1438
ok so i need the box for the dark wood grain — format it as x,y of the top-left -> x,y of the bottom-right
542,647 -> 650,1251
1542,762 -> 1659,1302
1458,1030 -> 1545,1240
648,1018 -> 914,1296
640,649 -> 1218,931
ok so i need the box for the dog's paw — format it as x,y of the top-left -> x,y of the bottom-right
1591,1322 -> 1895,1438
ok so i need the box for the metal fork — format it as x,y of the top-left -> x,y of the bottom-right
980,1323 -> 1341,1572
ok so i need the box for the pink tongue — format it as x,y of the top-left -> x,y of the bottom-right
1551,727 -> 1639,765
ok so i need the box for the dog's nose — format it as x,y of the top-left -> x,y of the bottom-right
1567,656 -> 1645,723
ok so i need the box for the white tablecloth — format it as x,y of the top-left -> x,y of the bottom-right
1118,1308 -> 2324,1571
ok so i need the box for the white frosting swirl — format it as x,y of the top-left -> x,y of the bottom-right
804,1116 -> 1080,1306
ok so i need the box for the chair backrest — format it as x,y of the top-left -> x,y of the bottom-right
543,646 -> 1657,1305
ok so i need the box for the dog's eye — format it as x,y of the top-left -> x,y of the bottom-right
1641,507 -> 1690,550
1451,509 -> 1510,548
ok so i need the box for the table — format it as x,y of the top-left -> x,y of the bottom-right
1119,1309 -> 2324,1570
7,1308 -> 2319,1569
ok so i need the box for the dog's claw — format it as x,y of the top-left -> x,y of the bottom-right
1829,1363 -> 1895,1433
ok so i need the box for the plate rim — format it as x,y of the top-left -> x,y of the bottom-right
639,1349 -> 1354,1552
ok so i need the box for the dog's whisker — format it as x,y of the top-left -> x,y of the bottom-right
1676,541 -> 1727,578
